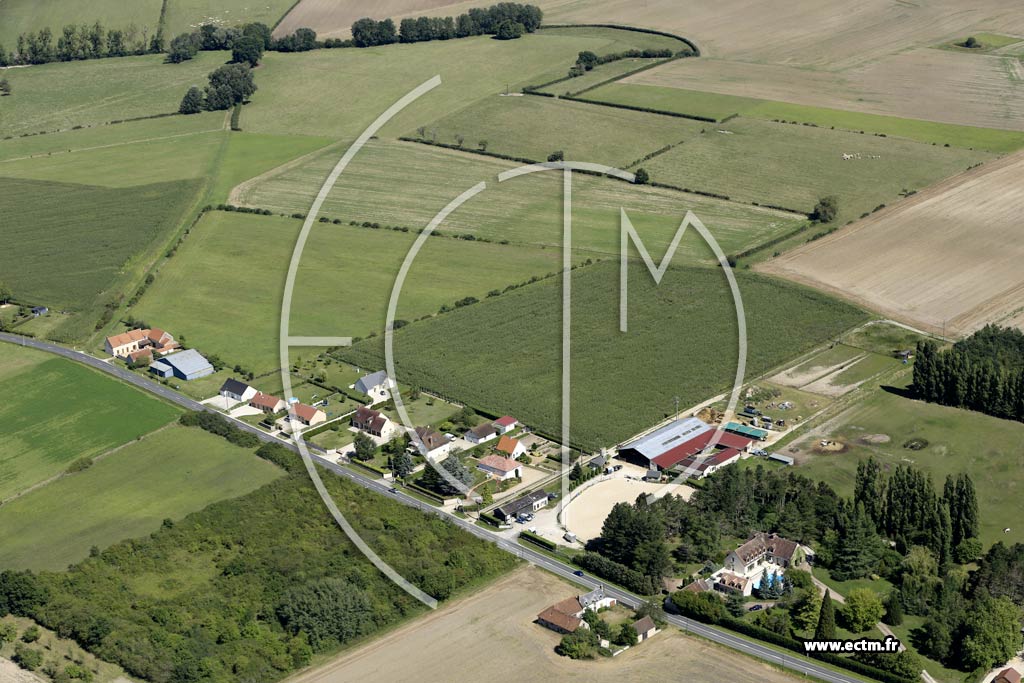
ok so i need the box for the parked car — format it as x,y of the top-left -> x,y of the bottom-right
613,465 -> 623,471
748,604 -> 764,612
563,532 -> 577,543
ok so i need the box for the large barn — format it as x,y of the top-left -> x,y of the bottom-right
618,417 -> 753,472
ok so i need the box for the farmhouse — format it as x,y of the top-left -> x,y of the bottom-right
536,587 -> 616,635
414,426 -> 451,457
104,327 -> 178,359
250,391 -> 286,414
147,349 -> 213,381
494,489 -> 548,521
466,422 -> 498,445
493,415 -> 518,434
632,616 -> 658,643
352,406 -> 392,437
291,402 -> 326,427
477,454 -> 522,481
619,417 -> 753,472
994,668 -> 1021,683
219,378 -> 257,403
496,435 -> 527,459
353,370 -> 394,404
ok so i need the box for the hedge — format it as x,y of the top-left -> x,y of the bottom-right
540,23 -> 700,56
406,481 -> 447,503
479,512 -> 503,527
562,95 -> 718,123
349,459 -> 390,477
179,411 -> 259,449
520,530 -> 557,551
255,442 -> 303,474
572,552 -> 660,595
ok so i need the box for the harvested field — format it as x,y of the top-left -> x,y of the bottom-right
760,151 -> 1024,337
285,565 -> 803,683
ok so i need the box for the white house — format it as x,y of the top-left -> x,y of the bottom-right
414,426 -> 452,458
466,422 -> 498,445
353,370 -> 394,405
496,435 -> 527,459
476,454 -> 522,481
492,415 -> 518,434
219,378 -> 257,403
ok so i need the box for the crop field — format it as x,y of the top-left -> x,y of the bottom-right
0,343 -> 181,501
791,377 -> 1024,549
244,28 -> 682,139
642,117 -> 989,220
339,260 -> 869,450
0,176 -> 200,334
238,138 -> 803,258
0,425 -> 283,571
0,51 -> 227,136
536,57 -> 663,95
290,565 -> 802,683
0,0 -> 162,48
418,94 -> 702,168
133,211 -> 565,374
760,151 -> 1024,337
161,0 -> 298,37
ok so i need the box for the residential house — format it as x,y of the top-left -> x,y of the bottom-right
414,426 -> 451,457
465,422 -> 498,445
723,532 -> 807,578
493,416 -> 518,434
994,668 -> 1021,683
351,406 -> 392,437
353,370 -> 394,404
291,402 -> 326,427
105,327 -> 177,359
148,348 -> 213,381
494,490 -> 548,521
250,391 -> 286,414
536,587 -> 616,635
712,571 -> 751,596
588,455 -> 607,471
578,586 -> 615,611
30,306 -> 47,317
632,616 -> 658,643
476,454 -> 522,481
219,378 -> 257,402
496,435 -> 527,459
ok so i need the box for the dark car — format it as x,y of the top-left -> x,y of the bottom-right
388,487 -> 398,494
573,570 -> 585,577
748,604 -> 764,612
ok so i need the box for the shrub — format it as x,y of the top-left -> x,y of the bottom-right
812,195 -> 839,223
494,20 -> 525,40
12,643 -> 43,670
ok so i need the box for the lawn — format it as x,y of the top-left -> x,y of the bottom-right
132,210 -> 565,375
0,51 -> 228,136
0,0 -> 162,48
581,83 -> 1024,152
415,94 -> 702,169
537,58 -> 664,96
0,343 -> 181,501
840,321 -> 931,357
339,260 -> 869,450
239,137 -> 804,258
0,176 -> 201,340
0,424 -> 283,571
795,380 -> 1024,548
642,117 -> 989,221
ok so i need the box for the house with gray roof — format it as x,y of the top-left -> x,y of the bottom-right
353,370 -> 394,404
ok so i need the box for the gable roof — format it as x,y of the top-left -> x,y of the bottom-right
354,370 -> 389,393
220,378 -> 251,396
161,349 -> 212,375
251,391 -> 284,410
496,435 -> 520,455
536,606 -> 582,633
622,417 -> 711,461
493,416 -> 517,427
106,328 -> 148,348
478,454 -> 519,473
578,586 -> 606,609
470,423 -> 497,439
292,402 -> 322,421
996,668 -> 1022,683
732,532 -> 800,564
415,426 -> 447,451
632,615 -> 657,634
353,406 -> 382,424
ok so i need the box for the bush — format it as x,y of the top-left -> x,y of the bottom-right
255,442 -> 301,473
178,411 -> 260,449
633,167 -> 649,184
670,590 -> 726,623
556,628 -> 599,659
520,530 -> 556,550
65,457 -> 94,474
12,643 -> 43,670
812,195 -> 839,223
20,625 -> 40,642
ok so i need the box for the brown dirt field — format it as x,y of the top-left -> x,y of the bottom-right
285,565 -> 802,683
759,151 -> 1024,338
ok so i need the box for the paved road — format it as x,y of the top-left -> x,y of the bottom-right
2,332 -> 862,683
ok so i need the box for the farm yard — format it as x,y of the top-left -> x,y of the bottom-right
760,151 -> 1024,336
0,424 -> 283,571
0,343 -> 181,501
287,565 -> 804,683
339,260 -> 869,451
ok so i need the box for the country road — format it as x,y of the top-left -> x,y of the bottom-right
1,332 -> 866,683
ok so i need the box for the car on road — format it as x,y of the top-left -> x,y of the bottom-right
573,570 -> 584,577
748,604 -> 764,612
388,487 -> 398,494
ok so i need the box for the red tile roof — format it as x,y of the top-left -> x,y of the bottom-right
106,328 -> 148,348
292,402 -> 322,422
250,392 -> 283,410
478,454 -> 519,473
536,606 -> 582,633
494,416 -> 517,427
651,430 -> 751,469
995,668 -> 1022,683
496,435 -> 520,455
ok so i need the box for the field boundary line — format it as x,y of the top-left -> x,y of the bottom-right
227,138 -> 347,205
0,128 -> 224,165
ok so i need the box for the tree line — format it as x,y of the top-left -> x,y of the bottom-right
0,21 -> 162,66
912,325 -> 1024,423
351,3 -> 542,47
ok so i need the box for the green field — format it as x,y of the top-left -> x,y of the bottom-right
416,94 -> 700,168
937,32 -> 1024,53
537,57 -> 664,96
796,379 -> 1024,548
0,424 -> 283,571
244,29 -> 688,139
133,210 -> 566,374
208,129 -> 333,202
0,176 -> 201,337
643,117 -> 989,219
0,51 -> 227,136
240,138 -> 803,257
339,260 -> 869,450
582,83 -> 1024,152
0,343 -> 181,501
0,0 -> 162,49
161,0 -> 297,38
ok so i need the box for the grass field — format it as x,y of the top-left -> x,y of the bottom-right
161,0 -> 298,37
0,424 -> 282,571
537,57 -> 664,96
238,138 -> 803,258
209,130 -> 333,203
0,0 -> 162,49
582,83 -> 1024,152
0,343 -> 181,501
132,210 -> 566,374
339,260 -> 869,450
938,32 -> 1024,52
0,176 -> 201,335
418,94 -> 701,168
0,51 -> 227,136
792,378 -> 1024,549
642,117 -> 989,220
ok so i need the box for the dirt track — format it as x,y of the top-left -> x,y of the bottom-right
759,151 -> 1024,337
285,565 -> 801,683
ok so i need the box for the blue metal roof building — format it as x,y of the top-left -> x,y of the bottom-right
149,349 -> 214,381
